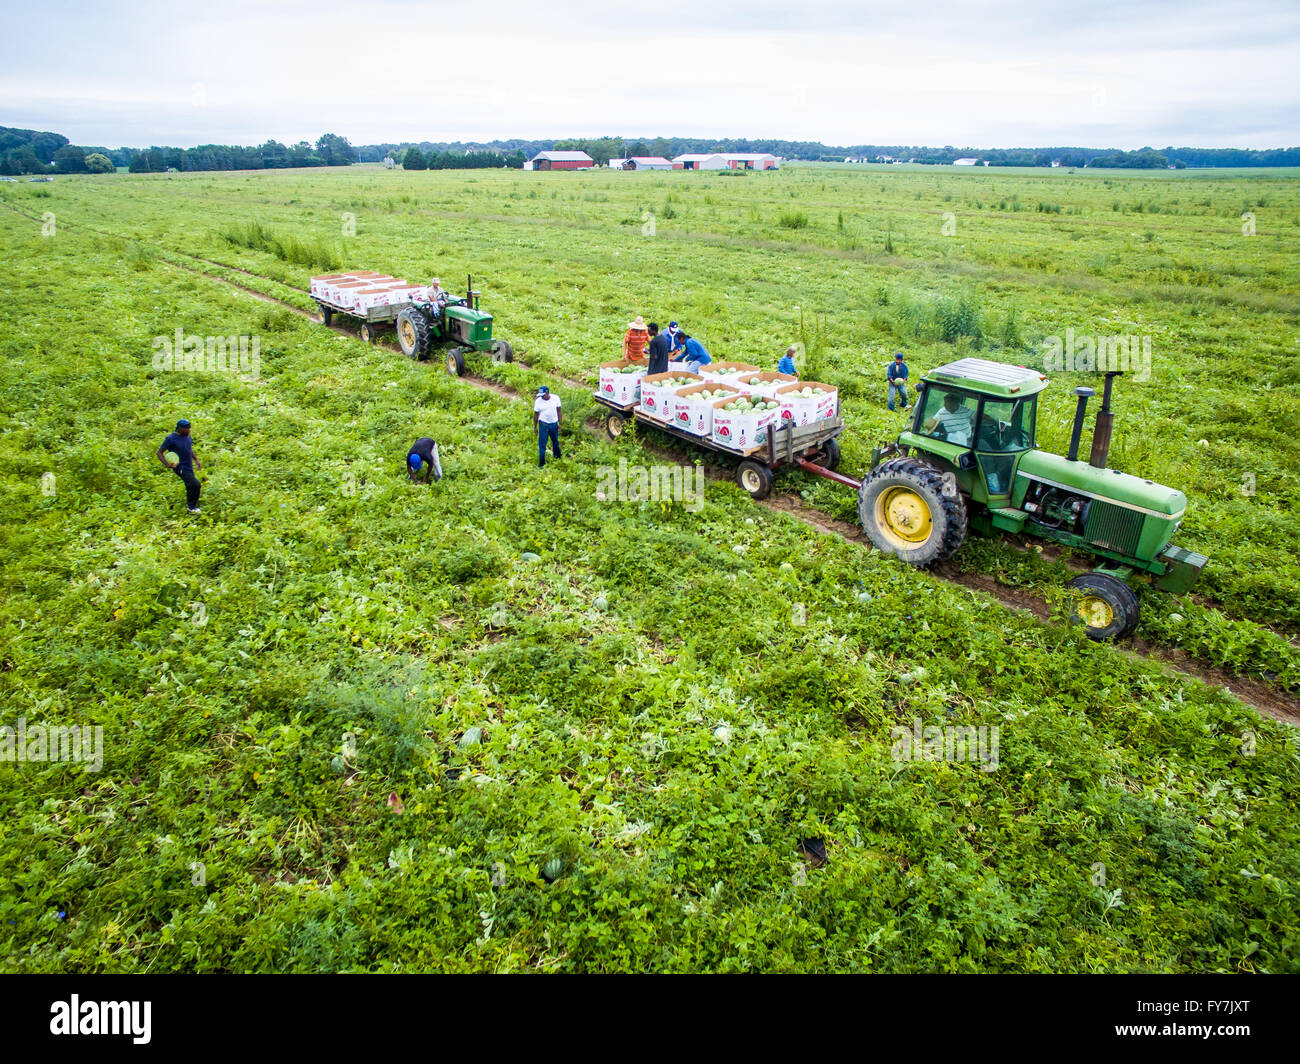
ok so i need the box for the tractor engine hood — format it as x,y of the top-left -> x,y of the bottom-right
1017,451 -> 1186,517
444,305 -> 492,324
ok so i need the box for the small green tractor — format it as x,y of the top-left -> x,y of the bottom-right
860,358 -> 1207,640
394,274 -> 514,376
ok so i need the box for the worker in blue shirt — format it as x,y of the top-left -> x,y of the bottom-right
887,352 -> 910,411
666,321 -> 686,355
671,332 -> 712,373
156,417 -> 203,514
777,345 -> 798,377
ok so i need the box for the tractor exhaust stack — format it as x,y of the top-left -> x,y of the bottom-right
1089,371 -> 1121,469
1067,386 -> 1095,461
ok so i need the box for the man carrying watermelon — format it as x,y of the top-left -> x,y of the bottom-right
156,418 -> 202,514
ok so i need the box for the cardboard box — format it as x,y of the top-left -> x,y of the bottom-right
776,381 -> 839,426
638,370 -> 702,419
710,393 -> 779,450
726,371 -> 796,398
597,359 -> 648,406
671,382 -> 741,436
699,361 -> 761,382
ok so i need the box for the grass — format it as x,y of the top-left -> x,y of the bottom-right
1,163 -> 1299,972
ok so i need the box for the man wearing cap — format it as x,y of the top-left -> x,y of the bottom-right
157,418 -> 203,514
666,322 -> 685,356
645,322 -> 672,376
424,277 -> 448,317
887,353 -> 911,411
533,385 -> 562,468
623,316 -> 649,361
407,436 -> 443,484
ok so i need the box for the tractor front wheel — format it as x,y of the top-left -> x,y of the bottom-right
491,339 -> 514,364
396,309 -> 430,359
1067,573 -> 1139,641
445,347 -> 467,377
858,457 -> 967,566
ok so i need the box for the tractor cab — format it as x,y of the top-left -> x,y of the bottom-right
903,358 -> 1049,504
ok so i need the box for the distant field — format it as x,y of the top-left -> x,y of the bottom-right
1,163 -> 1297,972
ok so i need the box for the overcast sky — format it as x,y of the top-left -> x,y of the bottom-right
2,0 -> 1296,148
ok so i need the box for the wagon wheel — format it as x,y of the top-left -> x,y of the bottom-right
812,438 -> 841,471
491,339 -> 514,364
736,460 -> 774,500
315,302 -> 333,326
359,323 -> 375,344
445,347 -> 467,377
605,412 -> 627,439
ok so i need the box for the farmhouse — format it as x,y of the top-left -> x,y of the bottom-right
609,156 -> 673,170
952,157 -> 979,166
527,150 -> 594,171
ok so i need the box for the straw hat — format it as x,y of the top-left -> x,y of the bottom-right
627,315 -> 647,330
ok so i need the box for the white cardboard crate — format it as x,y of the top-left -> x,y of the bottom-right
710,395 -> 779,450
670,382 -> 741,436
775,381 -> 839,426
638,371 -> 702,419
597,359 -> 648,405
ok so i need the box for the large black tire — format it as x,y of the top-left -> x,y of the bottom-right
396,308 -> 430,359
736,460 -> 774,500
315,302 -> 333,326
857,457 -> 967,566
814,438 -> 841,471
1068,573 -> 1140,641
445,347 -> 467,377
491,339 -> 514,364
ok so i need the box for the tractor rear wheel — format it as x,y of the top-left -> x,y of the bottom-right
396,309 -> 430,359
858,457 -> 967,566
445,347 -> 467,377
1067,573 -> 1139,641
736,460 -> 774,500
491,339 -> 514,364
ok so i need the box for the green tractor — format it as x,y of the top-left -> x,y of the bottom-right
860,358 -> 1206,640
394,274 -> 514,376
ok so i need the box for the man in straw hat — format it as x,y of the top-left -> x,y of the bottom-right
623,315 -> 650,361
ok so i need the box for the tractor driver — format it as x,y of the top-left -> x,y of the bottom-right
423,277 -> 449,316
923,392 -> 975,447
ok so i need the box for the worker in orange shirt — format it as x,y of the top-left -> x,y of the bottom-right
623,315 -> 650,361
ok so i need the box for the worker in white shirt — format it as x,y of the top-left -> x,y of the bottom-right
533,385 -> 562,468
923,392 -> 976,447
424,277 -> 448,315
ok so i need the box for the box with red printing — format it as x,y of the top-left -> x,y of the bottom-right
597,359 -> 647,406
638,370 -> 702,420
671,382 -> 741,436
775,381 -> 839,426
710,394 -> 778,450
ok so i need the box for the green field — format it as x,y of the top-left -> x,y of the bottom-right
1,163 -> 1298,972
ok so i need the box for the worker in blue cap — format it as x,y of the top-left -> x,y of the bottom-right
407,436 -> 443,483
156,418 -> 202,514
532,385 -> 562,468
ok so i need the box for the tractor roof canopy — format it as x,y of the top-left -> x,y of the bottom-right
924,358 -> 1050,398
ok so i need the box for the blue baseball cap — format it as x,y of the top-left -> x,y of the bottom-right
408,453 -> 422,469
537,385 -> 549,395
668,321 -> 679,329
176,418 -> 191,429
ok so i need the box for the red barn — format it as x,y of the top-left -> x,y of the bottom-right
528,150 -> 594,171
